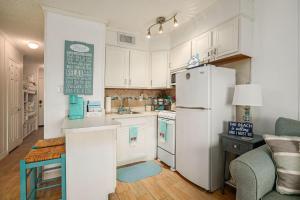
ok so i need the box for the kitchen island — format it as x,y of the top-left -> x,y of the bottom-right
62,117 -> 120,200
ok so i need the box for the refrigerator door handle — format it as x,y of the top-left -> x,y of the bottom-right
176,106 -> 211,110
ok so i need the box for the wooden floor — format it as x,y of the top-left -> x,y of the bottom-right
0,128 -> 235,200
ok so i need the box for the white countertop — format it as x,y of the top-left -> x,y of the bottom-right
63,116 -> 121,133
62,111 -> 159,133
105,111 -> 159,119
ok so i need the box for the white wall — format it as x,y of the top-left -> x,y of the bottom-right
44,11 -> 106,139
149,34 -> 171,51
251,0 -> 299,133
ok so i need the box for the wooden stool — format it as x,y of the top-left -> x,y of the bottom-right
32,137 -> 65,149
20,145 -> 66,200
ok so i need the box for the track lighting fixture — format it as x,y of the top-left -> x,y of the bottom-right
146,14 -> 178,39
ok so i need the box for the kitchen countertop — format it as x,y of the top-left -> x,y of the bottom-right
63,116 -> 121,133
106,111 -> 159,119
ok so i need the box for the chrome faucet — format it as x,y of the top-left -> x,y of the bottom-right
118,96 -> 131,114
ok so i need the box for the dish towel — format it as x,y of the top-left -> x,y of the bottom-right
159,120 -> 167,143
129,127 -> 138,146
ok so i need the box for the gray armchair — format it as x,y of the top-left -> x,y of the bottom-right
230,117 -> 300,200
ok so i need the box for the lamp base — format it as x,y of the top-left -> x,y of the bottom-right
243,106 -> 251,122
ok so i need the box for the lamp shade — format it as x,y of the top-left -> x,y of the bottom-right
232,84 -> 263,106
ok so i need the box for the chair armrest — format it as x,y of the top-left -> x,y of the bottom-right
230,145 -> 276,200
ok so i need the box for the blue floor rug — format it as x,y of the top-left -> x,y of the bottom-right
117,161 -> 162,183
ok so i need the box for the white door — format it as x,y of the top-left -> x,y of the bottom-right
176,67 -> 211,108
212,18 -> 239,58
170,41 -> 192,70
192,31 -> 212,63
176,107 -> 210,190
8,59 -> 22,151
105,46 -> 130,87
38,77 -> 44,126
151,51 -> 168,88
129,50 -> 150,88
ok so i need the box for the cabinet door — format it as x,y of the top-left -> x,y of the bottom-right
170,41 -> 191,70
192,31 -> 212,63
116,125 -> 147,165
212,18 -> 239,58
129,50 -> 150,88
105,46 -> 129,87
116,116 -> 157,166
151,51 -> 168,88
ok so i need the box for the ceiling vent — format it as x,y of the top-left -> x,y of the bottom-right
118,32 -> 136,46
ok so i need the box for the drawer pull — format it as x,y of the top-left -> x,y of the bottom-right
233,144 -> 238,149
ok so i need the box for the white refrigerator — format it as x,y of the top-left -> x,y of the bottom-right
176,65 -> 235,191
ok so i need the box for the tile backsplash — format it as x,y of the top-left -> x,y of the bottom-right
105,88 -> 175,108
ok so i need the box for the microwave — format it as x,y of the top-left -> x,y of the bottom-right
170,72 -> 176,86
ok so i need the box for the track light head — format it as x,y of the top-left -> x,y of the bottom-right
159,24 -> 163,34
146,29 -> 151,39
174,16 -> 178,27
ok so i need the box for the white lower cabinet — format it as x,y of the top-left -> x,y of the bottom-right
115,116 -> 157,166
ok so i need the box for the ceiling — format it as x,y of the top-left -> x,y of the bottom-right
0,0 -> 44,64
0,0 -> 217,64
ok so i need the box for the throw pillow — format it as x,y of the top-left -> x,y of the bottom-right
264,134 -> 300,195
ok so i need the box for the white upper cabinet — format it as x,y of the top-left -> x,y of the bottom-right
151,51 -> 168,88
129,50 -> 150,88
192,31 -> 212,63
170,41 -> 192,70
105,46 -> 129,87
190,16 -> 252,63
212,17 -> 239,59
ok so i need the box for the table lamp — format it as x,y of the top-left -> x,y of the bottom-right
232,84 -> 263,122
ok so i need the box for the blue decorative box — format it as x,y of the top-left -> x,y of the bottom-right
228,121 -> 253,137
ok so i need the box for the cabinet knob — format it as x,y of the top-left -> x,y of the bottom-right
233,144 -> 238,149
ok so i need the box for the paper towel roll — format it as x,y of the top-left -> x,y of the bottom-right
105,97 -> 112,113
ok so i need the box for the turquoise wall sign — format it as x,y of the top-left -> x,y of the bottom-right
64,40 -> 94,95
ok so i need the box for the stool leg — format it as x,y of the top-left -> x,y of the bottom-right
20,160 -> 27,200
61,154 -> 66,200
37,166 -> 42,182
30,167 -> 37,200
